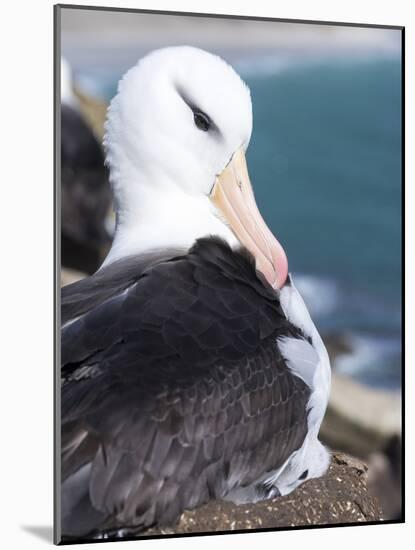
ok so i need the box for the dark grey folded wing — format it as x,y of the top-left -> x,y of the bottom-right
61,248 -> 185,326
61,238 -> 311,537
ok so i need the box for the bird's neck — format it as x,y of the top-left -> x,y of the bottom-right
100,182 -> 237,269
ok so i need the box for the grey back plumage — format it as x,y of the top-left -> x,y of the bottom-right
60,237 -> 311,539
61,248 -> 186,326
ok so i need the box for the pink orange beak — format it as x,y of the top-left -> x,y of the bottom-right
210,147 -> 288,290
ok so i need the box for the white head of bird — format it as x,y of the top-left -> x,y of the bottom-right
103,46 -> 288,290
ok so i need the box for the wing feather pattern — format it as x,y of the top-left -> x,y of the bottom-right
61,237 -> 311,538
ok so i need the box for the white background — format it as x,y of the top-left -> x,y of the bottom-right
0,0 -> 411,548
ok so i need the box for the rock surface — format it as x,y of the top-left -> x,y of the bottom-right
142,453 -> 383,536
60,267 -> 87,287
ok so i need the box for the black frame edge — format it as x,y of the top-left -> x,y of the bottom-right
54,3 -> 63,545
56,3 -> 404,30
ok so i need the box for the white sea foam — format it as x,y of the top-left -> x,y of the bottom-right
292,273 -> 339,318
333,333 -> 401,388
234,56 -> 293,78
235,50 -> 400,79
292,272 -> 401,389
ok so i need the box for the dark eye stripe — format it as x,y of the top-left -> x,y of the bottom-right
175,84 -> 221,135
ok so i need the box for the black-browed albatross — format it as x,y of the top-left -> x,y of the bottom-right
60,58 -> 112,275
60,46 -> 331,540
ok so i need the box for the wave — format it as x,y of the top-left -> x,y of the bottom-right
234,51 -> 400,79
234,56 -> 294,78
292,273 -> 340,318
333,333 -> 401,390
291,272 -> 401,389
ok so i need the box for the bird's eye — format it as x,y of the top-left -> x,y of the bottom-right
299,469 -> 308,480
194,111 -> 210,132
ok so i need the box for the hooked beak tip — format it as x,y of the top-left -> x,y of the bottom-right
210,147 -> 289,290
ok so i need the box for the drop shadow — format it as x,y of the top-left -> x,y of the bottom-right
21,525 -> 53,544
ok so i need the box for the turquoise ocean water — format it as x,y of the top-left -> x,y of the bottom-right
76,55 -> 402,390
243,58 -> 402,390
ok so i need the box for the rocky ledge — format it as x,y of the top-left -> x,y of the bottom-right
143,453 -> 383,536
